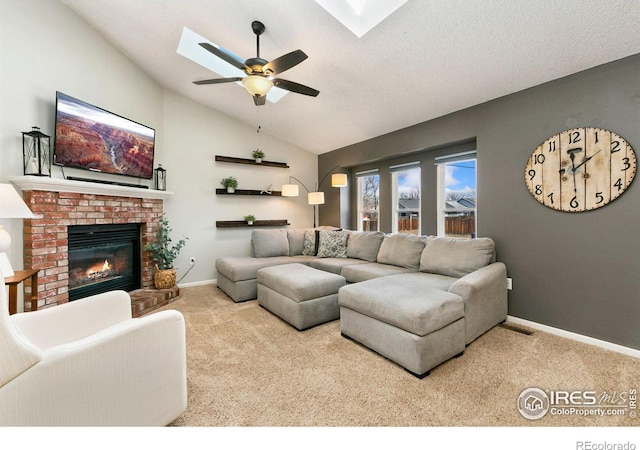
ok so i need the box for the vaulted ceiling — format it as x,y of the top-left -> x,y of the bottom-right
61,0 -> 640,154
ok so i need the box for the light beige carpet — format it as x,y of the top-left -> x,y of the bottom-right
162,284 -> 639,427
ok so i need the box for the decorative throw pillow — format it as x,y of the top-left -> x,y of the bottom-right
316,230 -> 349,258
302,229 -> 318,256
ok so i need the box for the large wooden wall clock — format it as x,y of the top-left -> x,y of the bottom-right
525,127 -> 636,212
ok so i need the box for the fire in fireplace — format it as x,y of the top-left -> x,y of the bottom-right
68,223 -> 141,300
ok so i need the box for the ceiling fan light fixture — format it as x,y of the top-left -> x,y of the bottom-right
242,75 -> 273,96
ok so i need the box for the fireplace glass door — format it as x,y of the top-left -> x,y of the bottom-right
68,223 -> 141,300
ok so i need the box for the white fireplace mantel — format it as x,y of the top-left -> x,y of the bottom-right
9,176 -> 173,200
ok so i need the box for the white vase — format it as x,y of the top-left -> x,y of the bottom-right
247,221 -> 254,225
255,158 -> 262,163
227,187 -> 235,193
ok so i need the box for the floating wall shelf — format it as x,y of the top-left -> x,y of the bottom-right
215,155 -> 289,168
216,188 -> 282,196
216,220 -> 290,228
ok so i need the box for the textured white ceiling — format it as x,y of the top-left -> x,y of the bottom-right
60,0 -> 640,154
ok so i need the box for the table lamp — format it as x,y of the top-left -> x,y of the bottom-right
0,184 -> 35,277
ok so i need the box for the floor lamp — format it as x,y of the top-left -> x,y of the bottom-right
0,184 -> 35,278
281,166 -> 348,228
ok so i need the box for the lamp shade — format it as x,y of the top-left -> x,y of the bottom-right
308,191 -> 325,205
281,184 -> 299,197
242,75 -> 273,97
331,173 -> 348,187
0,184 -> 35,218
0,184 -> 34,277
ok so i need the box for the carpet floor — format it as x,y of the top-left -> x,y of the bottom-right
162,284 -> 639,427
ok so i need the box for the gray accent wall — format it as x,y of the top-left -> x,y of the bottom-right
319,54 -> 640,350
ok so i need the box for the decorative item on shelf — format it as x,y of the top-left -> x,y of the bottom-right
0,184 -> 36,277
154,164 -> 167,191
144,214 -> 188,289
252,149 -> 265,163
221,176 -> 238,193
260,184 -> 273,195
244,214 -> 256,225
281,166 -> 348,227
22,126 -> 51,177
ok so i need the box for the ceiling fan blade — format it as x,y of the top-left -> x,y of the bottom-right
263,50 -> 308,76
199,42 -> 249,72
253,95 -> 267,106
193,77 -> 242,85
272,78 -> 319,97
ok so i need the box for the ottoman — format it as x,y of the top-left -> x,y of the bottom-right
257,263 -> 346,330
338,275 -> 466,378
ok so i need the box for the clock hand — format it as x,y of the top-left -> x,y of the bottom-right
569,152 -> 577,193
573,150 -> 601,171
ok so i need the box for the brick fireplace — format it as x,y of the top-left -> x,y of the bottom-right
10,176 -> 177,315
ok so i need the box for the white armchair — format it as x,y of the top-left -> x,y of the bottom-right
0,269 -> 187,426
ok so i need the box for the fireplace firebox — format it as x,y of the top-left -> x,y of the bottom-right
68,223 -> 141,301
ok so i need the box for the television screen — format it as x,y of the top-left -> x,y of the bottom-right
53,92 -> 155,179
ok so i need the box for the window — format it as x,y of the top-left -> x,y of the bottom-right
391,163 -> 420,235
436,152 -> 477,238
356,171 -> 379,231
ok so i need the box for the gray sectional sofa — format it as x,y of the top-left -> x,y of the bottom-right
215,227 -> 507,378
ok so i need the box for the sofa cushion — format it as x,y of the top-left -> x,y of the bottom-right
346,231 -> 385,262
286,229 -> 306,256
216,256 -> 305,282
376,234 -> 425,270
341,262 -> 415,283
338,274 -> 464,337
251,229 -> 289,258
420,236 -> 495,278
316,230 -> 350,258
310,257 -> 370,275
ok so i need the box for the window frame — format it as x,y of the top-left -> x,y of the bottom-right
356,171 -> 380,232
435,152 -> 477,238
390,163 -> 421,235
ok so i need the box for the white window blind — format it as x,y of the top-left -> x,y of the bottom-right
355,169 -> 379,177
434,151 -> 477,165
389,161 -> 420,172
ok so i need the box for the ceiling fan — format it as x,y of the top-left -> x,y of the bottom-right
193,21 -> 319,106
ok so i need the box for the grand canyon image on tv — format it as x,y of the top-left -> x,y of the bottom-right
54,91 -> 155,179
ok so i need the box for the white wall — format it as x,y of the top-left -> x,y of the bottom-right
0,0 -> 317,290
161,90 -> 316,285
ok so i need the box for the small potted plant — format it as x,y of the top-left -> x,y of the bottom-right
221,176 -> 238,193
252,149 -> 265,163
144,214 -> 188,289
244,214 -> 256,225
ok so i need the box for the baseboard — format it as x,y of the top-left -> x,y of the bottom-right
506,315 -> 640,359
178,279 -> 216,288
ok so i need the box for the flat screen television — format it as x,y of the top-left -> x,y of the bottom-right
53,91 -> 155,180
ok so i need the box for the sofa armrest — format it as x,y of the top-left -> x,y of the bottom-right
448,262 -> 508,344
10,290 -> 132,351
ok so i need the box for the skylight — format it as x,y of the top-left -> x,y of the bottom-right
176,27 -> 288,103
314,0 -> 408,38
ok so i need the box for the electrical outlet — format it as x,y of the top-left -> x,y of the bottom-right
507,278 -> 513,290
189,257 -> 196,265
